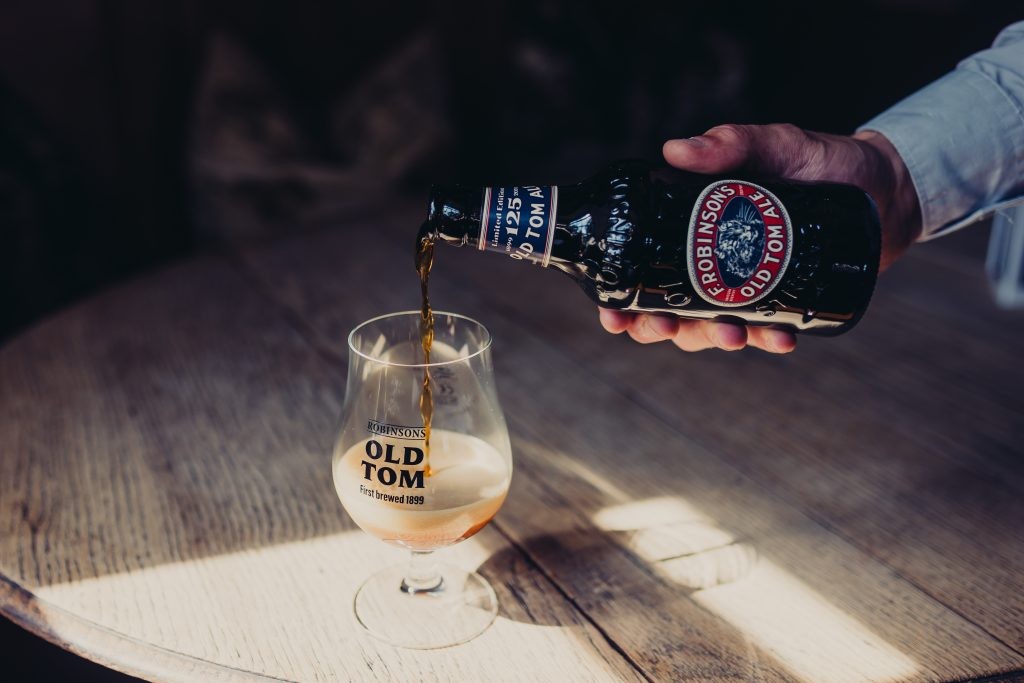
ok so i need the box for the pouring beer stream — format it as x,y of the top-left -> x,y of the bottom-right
416,230 -> 435,478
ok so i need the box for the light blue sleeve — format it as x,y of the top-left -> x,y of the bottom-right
858,21 -> 1024,240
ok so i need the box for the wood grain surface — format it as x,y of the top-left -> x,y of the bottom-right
0,256 -> 643,682
2,200 -> 1023,682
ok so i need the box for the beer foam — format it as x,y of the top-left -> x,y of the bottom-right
334,430 -> 509,551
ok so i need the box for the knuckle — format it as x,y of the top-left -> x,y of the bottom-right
707,124 -> 747,145
673,323 -> 708,352
763,123 -> 822,178
771,122 -> 806,140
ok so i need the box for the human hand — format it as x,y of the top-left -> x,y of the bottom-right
600,124 -> 921,352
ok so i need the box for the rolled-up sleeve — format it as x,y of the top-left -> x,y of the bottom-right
859,21 -> 1024,239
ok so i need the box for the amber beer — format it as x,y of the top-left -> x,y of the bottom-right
418,161 -> 881,334
416,236 -> 435,475
333,430 -> 510,551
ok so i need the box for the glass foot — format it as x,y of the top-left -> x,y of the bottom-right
353,563 -> 498,649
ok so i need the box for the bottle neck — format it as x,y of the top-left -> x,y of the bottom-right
425,185 -> 485,248
426,184 -> 560,267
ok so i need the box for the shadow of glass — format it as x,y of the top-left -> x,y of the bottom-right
502,435 -> 923,682
474,526 -> 756,628
590,495 -> 917,682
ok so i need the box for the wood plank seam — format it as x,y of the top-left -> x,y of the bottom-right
219,249 -> 350,372
488,524 -> 656,683
952,668 -> 1024,683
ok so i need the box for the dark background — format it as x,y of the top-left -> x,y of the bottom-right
0,0 -> 1019,679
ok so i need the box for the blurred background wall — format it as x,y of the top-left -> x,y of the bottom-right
1,1 -> 1019,341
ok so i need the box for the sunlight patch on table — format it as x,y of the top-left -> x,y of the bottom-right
32,529 -> 633,681
537,445 -> 634,504
593,498 -> 918,683
592,496 -> 714,531
692,558 -> 917,683
34,530 -> 379,676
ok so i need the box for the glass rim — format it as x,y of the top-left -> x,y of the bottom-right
347,310 -> 493,368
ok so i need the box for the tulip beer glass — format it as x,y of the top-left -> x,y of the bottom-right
333,311 -> 512,648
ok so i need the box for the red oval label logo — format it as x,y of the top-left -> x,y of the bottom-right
687,180 -> 792,307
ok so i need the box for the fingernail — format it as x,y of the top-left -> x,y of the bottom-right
667,137 -> 705,151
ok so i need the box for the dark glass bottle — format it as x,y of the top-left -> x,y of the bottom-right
420,160 -> 881,335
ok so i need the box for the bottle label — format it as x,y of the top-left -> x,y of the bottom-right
479,185 -> 558,266
687,180 -> 793,307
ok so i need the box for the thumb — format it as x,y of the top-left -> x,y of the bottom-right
663,123 -> 820,179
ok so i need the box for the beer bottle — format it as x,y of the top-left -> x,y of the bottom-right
420,160 -> 881,335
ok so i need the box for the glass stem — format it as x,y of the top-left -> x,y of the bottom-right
401,550 -> 444,594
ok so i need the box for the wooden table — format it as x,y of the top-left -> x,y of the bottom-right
2,201 -> 1023,682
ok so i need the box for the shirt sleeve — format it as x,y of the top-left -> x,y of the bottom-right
858,21 -> 1024,240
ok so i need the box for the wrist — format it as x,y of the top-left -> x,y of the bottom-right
853,130 -> 922,270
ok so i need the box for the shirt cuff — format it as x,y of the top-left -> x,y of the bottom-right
858,66 -> 1024,239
